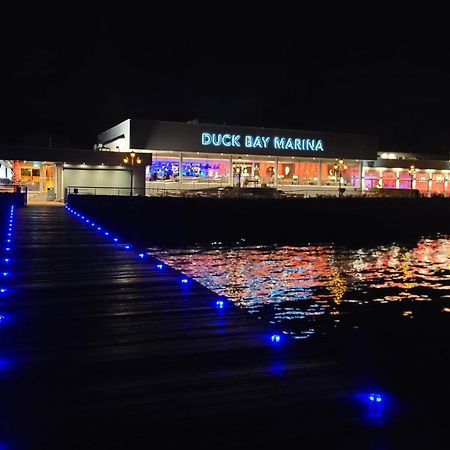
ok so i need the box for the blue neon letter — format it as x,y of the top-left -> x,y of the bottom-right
202,133 -> 212,145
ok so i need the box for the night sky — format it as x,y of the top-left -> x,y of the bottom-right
1,31 -> 450,155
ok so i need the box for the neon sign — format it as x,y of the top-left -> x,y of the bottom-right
201,132 -> 324,152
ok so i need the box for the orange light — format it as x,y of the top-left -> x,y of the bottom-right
123,157 -> 129,163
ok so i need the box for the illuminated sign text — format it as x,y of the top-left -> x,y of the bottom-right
201,132 -> 324,152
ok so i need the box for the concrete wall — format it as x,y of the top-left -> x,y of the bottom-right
63,166 -> 131,196
67,195 -> 450,247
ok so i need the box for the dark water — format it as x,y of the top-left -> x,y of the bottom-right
153,236 -> 450,425
154,236 -> 450,341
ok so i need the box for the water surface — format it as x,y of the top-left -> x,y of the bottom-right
153,236 -> 450,340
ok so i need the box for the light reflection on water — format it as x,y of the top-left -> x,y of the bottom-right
153,237 -> 450,340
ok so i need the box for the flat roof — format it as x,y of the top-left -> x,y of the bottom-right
98,119 -> 379,161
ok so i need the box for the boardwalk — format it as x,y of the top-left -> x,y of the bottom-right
1,205 -> 384,449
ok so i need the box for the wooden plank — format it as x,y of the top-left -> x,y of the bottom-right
0,205 -> 370,449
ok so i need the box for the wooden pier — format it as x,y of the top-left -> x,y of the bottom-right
0,205 -> 389,449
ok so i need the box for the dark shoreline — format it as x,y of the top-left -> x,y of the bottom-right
67,195 -> 450,248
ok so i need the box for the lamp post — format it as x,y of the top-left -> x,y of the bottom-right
123,151 -> 142,196
408,165 -> 416,198
235,157 -> 242,189
334,159 -> 348,197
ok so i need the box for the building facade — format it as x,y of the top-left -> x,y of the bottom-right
1,119 -> 449,201
97,119 -> 450,197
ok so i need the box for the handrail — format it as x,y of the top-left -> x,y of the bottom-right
65,185 -> 449,199
0,184 -> 27,194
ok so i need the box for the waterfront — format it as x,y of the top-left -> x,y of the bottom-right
154,236 -> 450,348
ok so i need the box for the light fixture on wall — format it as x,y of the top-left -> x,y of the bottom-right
123,152 -> 142,196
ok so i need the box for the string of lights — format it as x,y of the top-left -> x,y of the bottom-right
63,204 -> 287,347
65,203 -> 390,417
1,204 -> 15,322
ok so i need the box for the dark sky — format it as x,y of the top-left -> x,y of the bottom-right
1,29 -> 450,155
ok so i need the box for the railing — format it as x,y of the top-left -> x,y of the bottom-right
0,184 -> 27,194
66,186 -> 147,197
0,184 -> 28,205
65,184 -> 450,199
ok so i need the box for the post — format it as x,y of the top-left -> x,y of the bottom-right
409,165 -> 415,198
130,165 -> 134,196
317,159 -> 322,187
179,153 -> 183,187
274,158 -> 279,187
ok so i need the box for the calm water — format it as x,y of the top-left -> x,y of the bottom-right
154,236 -> 450,340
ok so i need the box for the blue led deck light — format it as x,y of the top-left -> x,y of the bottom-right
97,227 -> 101,231
180,278 -> 189,284
81,216 -> 85,219
369,393 -> 382,403
216,300 -> 224,309
0,288 -> 6,293
0,314 -> 5,322
156,264 -> 163,270
124,245 -> 130,250
85,219 -> 90,223
4,258 -> 9,263
6,239 -> 11,243
7,233 -> 11,237
5,248 -> 10,251
2,272 -> 8,277
271,334 -> 281,343
104,232 -> 109,236
113,238 -> 118,243
138,253 -> 145,258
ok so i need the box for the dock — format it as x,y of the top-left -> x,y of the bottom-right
1,204 -> 382,449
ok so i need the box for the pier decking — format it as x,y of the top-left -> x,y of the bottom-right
1,205 -> 379,449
